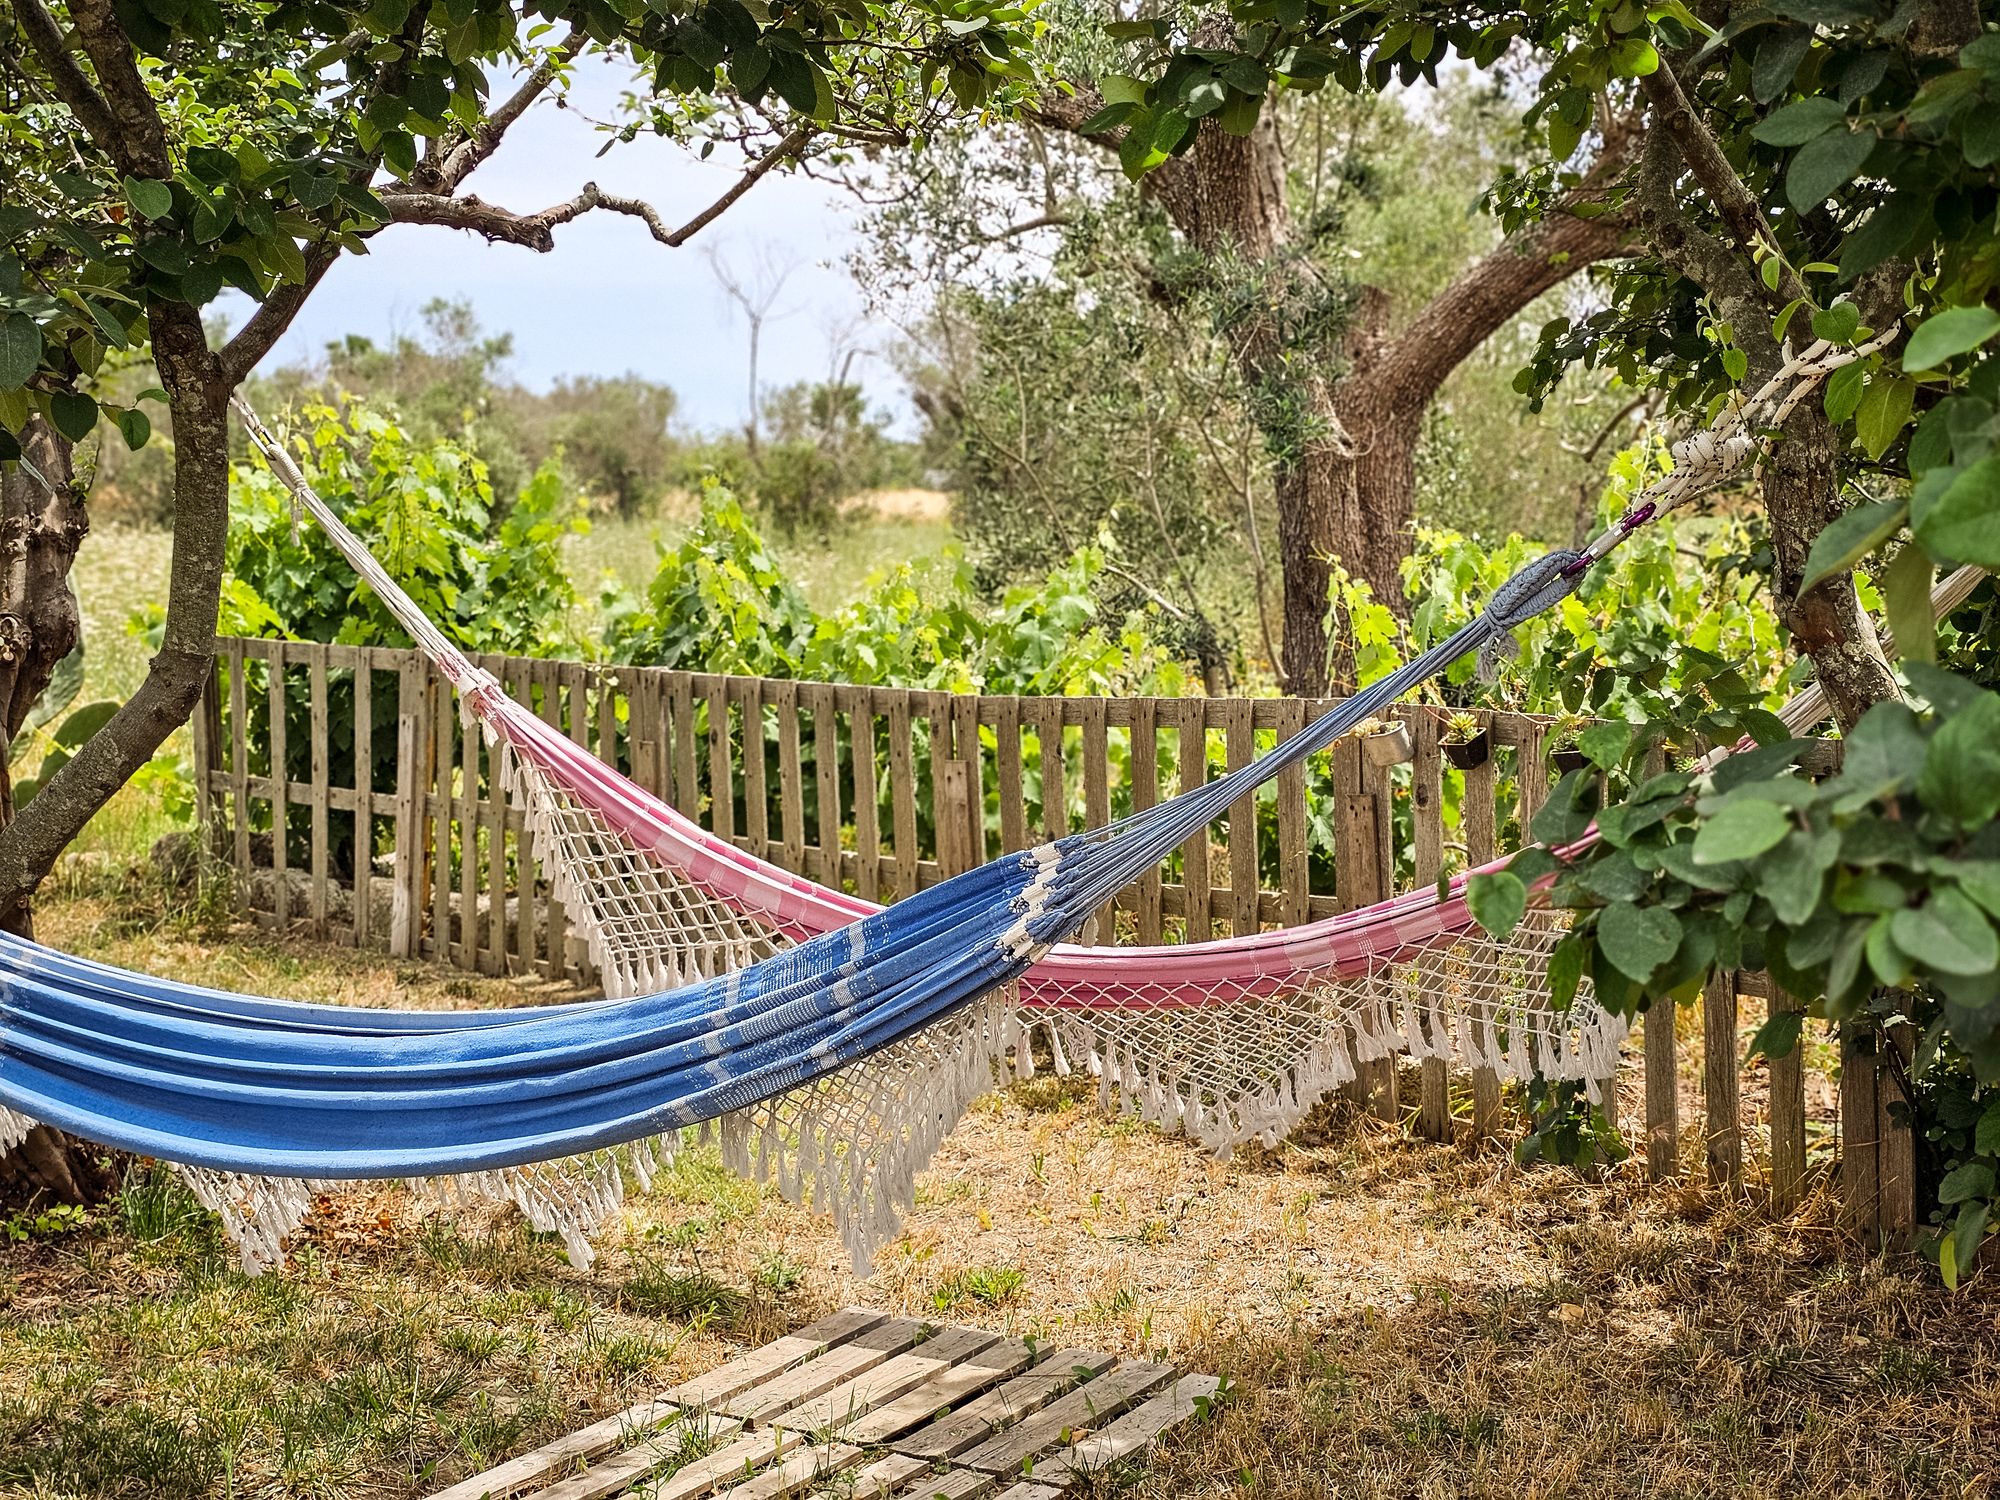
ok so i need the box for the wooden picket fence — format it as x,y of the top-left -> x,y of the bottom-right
191,639 -> 1911,1246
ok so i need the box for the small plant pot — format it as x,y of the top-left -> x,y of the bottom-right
1362,723 -> 1413,767
1443,731 -> 1491,771
1552,748 -> 1589,775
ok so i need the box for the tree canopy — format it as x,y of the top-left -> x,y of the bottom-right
0,0 -> 1056,922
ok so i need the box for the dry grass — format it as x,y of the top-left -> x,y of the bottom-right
3,891 -> 1996,1499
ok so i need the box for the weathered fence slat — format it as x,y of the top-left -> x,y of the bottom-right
1703,970 -> 1741,1187
1410,711 -> 1449,1144
888,695 -> 918,902
1768,983 -> 1806,1213
508,661 -> 539,977
481,653 -> 508,977
1081,696 -> 1110,943
1176,699 -> 1209,943
307,644 -> 329,934
1130,699 -> 1161,946
847,687 -> 881,903
1462,728 -> 1502,1141
353,651 -> 373,948
995,696 -> 1025,858
745,676 -> 771,862
1645,1000 -> 1678,1183
267,644 -> 290,929
810,684 -> 841,890
228,645 -> 250,885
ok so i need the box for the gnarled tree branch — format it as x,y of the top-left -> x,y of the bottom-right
431,30 -> 581,193
64,0 -> 169,177
12,0 -> 118,153
382,127 -> 815,252
1638,59 -> 1804,306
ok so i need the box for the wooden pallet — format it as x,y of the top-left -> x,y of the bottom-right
427,1309 -> 1220,1500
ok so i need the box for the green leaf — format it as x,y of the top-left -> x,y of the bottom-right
1759,827 -> 1843,925
1904,305 -> 2000,371
47,390 -> 97,442
1711,737 -> 1813,795
1907,659 -> 1987,715
1892,888 -> 1999,975
122,176 -> 174,221
1797,496 -> 1908,593
1823,360 -> 1865,422
1694,799 -> 1793,863
1075,102 -> 1134,134
116,407 -> 150,451
1216,87 -> 1262,136
1953,1202 -> 1989,1291
1548,931 -> 1587,1009
1117,108 -> 1162,178
1747,1008 -> 1804,1062
1976,1100 -> 2000,1156
1786,128 -> 1873,212
0,311 -> 40,392
1869,909 -> 1913,986
1881,542 -> 1934,663
1754,21 -> 1811,102
1531,770 -> 1599,847
1751,95 -> 1845,145
1940,1160 -> 1996,1203
1597,902 -> 1683,983
1577,848 -> 1651,903
136,236 -> 192,276
52,699 -> 119,749
1577,720 -> 1631,770
180,261 -> 224,306
1608,36 -> 1658,76
260,234 -> 307,285
82,298 -> 128,351
1918,455 -> 2000,566
1466,870 -> 1526,939
1919,690 -> 2000,826
1854,374 -> 1916,461
1097,73 -> 1149,106
290,164 -> 339,210
1811,301 -> 1859,344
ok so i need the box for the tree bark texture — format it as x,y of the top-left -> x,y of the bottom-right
1033,88 -> 1640,695
0,413 -> 90,938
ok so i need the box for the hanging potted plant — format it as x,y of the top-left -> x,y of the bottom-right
1357,715 -> 1413,767
1441,711 -> 1490,771
1550,715 -> 1590,775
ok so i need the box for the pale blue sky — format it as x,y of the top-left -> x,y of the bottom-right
221,57 -> 896,433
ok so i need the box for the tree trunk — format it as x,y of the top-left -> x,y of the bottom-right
0,304 -> 229,914
0,414 -> 103,1205
0,1123 -> 119,1209
1033,86 -> 1641,696
0,413 -> 89,936
1763,404 -> 1899,729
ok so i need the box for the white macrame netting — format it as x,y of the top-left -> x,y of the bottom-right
122,743 -> 1624,1278
483,749 -> 1628,1275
